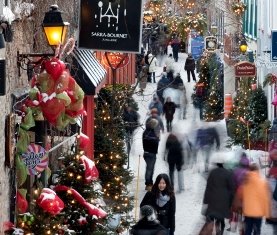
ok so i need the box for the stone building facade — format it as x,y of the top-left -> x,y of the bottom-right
0,0 -> 77,232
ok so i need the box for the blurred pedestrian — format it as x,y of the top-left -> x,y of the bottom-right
171,73 -> 184,89
184,53 -> 196,82
201,153 -> 235,235
239,163 -> 271,235
179,85 -> 188,119
142,118 -> 160,191
141,173 -> 176,235
268,149 -> 277,179
138,64 -> 148,95
157,73 -> 170,104
163,97 -> 176,132
122,105 -> 140,137
165,133 -> 185,193
148,53 -> 158,83
145,50 -> 151,82
195,123 -> 220,172
171,36 -> 180,62
149,95 -> 163,116
130,205 -> 167,235
145,108 -> 164,138
164,53 -> 175,72
185,53 -> 196,82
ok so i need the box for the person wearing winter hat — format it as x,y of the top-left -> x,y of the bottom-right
130,205 -> 167,235
233,152 -> 250,189
201,152 -> 235,235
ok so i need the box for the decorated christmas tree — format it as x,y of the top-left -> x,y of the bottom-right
245,85 -> 271,146
203,53 -> 224,121
227,78 -> 253,147
94,85 -> 135,232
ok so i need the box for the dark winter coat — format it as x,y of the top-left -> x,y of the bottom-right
157,76 -> 170,103
140,191 -> 176,232
203,166 -> 235,219
184,56 -> 196,71
142,128 -> 160,154
130,219 -> 167,235
171,38 -> 180,53
163,102 -> 176,121
166,134 -> 184,171
122,109 -> 139,134
195,127 -> 220,149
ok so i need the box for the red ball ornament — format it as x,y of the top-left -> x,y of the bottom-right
37,188 -> 64,215
78,133 -> 91,151
44,58 -> 66,80
16,191 -> 28,213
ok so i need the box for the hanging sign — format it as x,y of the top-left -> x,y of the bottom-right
235,61 -> 256,77
271,30 -> 277,62
78,0 -> 143,53
102,52 -> 129,69
21,144 -> 48,175
205,36 -> 217,52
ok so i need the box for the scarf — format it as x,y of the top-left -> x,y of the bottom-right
156,192 -> 170,207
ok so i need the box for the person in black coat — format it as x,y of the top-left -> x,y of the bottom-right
184,53 -> 196,82
165,133 -> 184,192
163,97 -> 176,132
130,205 -> 167,235
202,153 -> 235,235
141,174 -> 176,235
143,119 -> 160,191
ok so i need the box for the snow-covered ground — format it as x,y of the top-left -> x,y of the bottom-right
126,49 -> 275,235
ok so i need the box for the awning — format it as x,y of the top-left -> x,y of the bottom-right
71,48 -> 106,95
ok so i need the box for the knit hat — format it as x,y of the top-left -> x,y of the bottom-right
140,205 -> 156,221
147,118 -> 159,129
239,153 -> 250,166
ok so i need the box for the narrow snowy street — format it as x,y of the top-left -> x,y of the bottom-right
126,51 -> 275,235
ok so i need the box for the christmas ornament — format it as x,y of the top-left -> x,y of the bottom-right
54,185 -> 107,218
16,190 -> 28,213
80,155 -> 99,183
37,188 -> 64,215
78,133 -> 91,151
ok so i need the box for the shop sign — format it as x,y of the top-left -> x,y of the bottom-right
235,61 -> 256,77
21,144 -> 48,175
205,36 -> 217,52
78,0 -> 143,53
102,52 -> 129,69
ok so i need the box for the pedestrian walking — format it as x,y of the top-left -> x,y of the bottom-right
164,53 -> 175,72
171,36 -> 180,62
141,173 -> 176,235
165,133 -> 185,193
148,53 -> 158,83
201,153 -> 235,235
142,118 -> 160,191
179,85 -> 188,119
122,105 -> 140,137
148,95 -> 163,116
163,97 -> 176,132
195,123 -> 220,172
239,163 -> 271,235
145,108 -> 164,139
157,73 -> 170,104
130,205 -> 167,235
138,65 -> 148,95
184,53 -> 196,82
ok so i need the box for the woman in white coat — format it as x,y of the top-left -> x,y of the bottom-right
148,53 -> 158,83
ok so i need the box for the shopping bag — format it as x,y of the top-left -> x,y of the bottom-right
229,212 -> 238,232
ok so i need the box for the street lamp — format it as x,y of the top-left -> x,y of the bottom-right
42,5 -> 69,47
239,39 -> 248,54
17,5 -> 70,76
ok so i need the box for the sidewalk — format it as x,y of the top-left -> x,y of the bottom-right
126,50 -> 274,234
